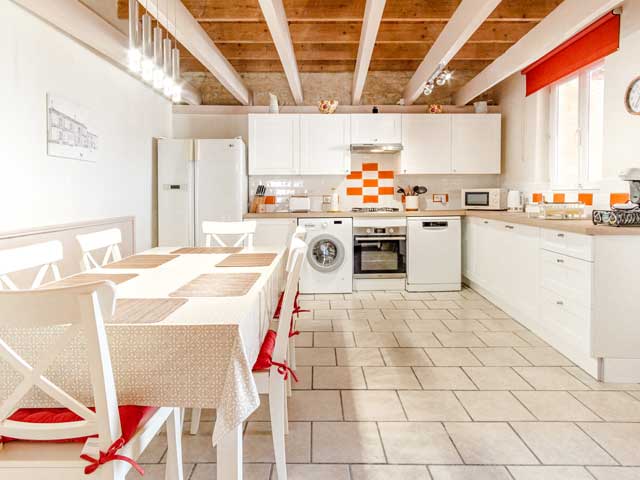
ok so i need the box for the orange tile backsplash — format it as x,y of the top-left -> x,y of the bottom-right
578,193 -> 593,206
610,192 -> 630,206
553,193 -> 566,203
346,187 -> 363,196
347,171 -> 362,180
362,163 -> 378,171
363,195 -> 379,203
378,187 -> 395,195
363,179 -> 378,187
532,193 -> 543,203
378,171 -> 394,179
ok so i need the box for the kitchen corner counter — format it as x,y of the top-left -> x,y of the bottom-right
245,210 -> 640,235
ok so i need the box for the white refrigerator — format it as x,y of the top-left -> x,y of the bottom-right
158,138 -> 247,247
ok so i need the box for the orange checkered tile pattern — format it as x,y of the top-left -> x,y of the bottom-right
345,162 -> 395,203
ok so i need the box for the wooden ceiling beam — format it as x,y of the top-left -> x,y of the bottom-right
455,0 -> 623,105
352,0 -> 386,105
257,0 -> 303,104
402,0 -> 502,105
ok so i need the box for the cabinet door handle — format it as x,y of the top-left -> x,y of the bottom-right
483,221 -> 489,224
505,225 -> 514,230
556,300 -> 564,306
556,258 -> 564,264
557,233 -> 565,238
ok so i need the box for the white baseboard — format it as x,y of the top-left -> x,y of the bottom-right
354,278 -> 406,291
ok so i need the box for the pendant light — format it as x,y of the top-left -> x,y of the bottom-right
163,0 -> 174,97
152,0 -> 164,91
171,0 -> 182,103
141,0 -> 154,82
127,0 -> 141,72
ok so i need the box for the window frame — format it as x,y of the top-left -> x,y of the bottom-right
548,60 -> 605,191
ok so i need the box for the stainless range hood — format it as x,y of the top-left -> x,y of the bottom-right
350,143 -> 403,154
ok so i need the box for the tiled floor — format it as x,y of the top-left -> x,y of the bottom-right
133,287 -> 640,480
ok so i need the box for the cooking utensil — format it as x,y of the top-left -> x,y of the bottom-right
413,186 -> 428,195
397,187 -> 406,196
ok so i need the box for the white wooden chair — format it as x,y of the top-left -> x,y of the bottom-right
0,282 -> 183,480
202,221 -> 256,249
76,229 -> 122,271
251,237 -> 307,480
286,226 -> 307,375
0,240 -> 63,290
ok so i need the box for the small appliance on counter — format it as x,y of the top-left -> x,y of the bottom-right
592,168 -> 640,227
461,188 -> 508,210
507,190 -> 524,212
289,195 -> 311,213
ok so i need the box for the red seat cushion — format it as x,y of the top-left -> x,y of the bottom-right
252,329 -> 277,372
0,405 -> 158,444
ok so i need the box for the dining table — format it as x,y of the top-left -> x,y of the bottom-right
0,245 -> 287,480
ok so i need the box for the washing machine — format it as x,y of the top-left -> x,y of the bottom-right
299,218 -> 353,294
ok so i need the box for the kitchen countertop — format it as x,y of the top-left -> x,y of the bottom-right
244,210 -> 640,236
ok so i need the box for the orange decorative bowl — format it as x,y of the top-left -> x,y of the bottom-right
318,100 -> 339,114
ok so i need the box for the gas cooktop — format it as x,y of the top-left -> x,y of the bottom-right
352,207 -> 400,213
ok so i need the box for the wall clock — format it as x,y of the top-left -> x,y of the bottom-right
626,76 -> 640,115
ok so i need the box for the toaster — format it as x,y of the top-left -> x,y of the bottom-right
289,196 -> 311,212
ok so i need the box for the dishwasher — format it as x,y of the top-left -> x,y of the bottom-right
406,217 -> 461,292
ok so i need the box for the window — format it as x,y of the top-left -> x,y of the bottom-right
549,62 -> 605,189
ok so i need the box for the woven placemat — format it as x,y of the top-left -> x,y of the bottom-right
171,247 -> 243,254
110,298 -> 188,324
215,253 -> 277,267
42,273 -> 138,288
169,273 -> 261,297
103,255 -> 178,269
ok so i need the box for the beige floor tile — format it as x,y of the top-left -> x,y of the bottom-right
395,332 -> 442,347
342,390 -> 407,421
580,423 -> 640,465
508,466 -> 594,480
405,319 -> 450,332
564,367 -> 640,391
630,391 -> 640,400
571,391 -> 640,421
432,291 -> 465,301
348,309 -> 384,321
463,367 -> 532,390
336,347 -> 385,366
177,424 -> 217,463
449,309 -> 490,320
442,319 -> 488,332
470,347 -> 531,366
425,348 -> 482,366
312,422 -> 386,463
243,421 -> 311,463
288,390 -> 343,420
515,347 -> 573,366
315,309 -> 348,320
296,347 -> 336,366
434,332 -> 485,347
345,292 -> 374,300
332,318 -> 372,332
272,464 -> 350,480
248,394 -> 271,421
131,464 -> 194,480
588,467 -> 640,479
369,318 -> 410,332
513,391 -> 601,421
429,465 -> 511,480
364,300 -> 396,308
476,332 -> 530,347
313,366 -> 366,389
516,331 -> 549,346
392,300 -> 426,309
513,367 -> 589,390
373,292 -> 404,300
315,294 -> 346,300
415,309 -> 456,320
454,299 -> 492,309
313,332 -> 355,347
299,300 -> 330,310
480,308 -> 512,319
424,300 -> 459,309
295,318 -> 333,332
351,464 -> 432,480
480,319 -> 528,332
445,422 -> 538,465
354,332 -> 399,347
381,309 -> 419,320
380,347 -> 433,366
293,366 -> 312,390
137,430 -> 167,463
460,289 -> 484,300
379,422 -> 462,464
456,391 -> 535,421
402,292 -> 436,300
191,464 -> 271,480
512,422 -> 616,465
413,367 -> 477,390
331,300 -> 363,310
363,366 -> 421,389
295,331 -> 313,347
399,390 -> 471,421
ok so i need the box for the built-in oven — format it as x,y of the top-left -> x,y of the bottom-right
353,219 -> 406,279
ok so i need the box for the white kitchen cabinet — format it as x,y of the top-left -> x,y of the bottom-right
300,114 -> 351,175
350,114 -> 402,144
248,114 -> 300,175
400,114 -> 452,174
253,218 -> 297,247
451,114 -> 501,174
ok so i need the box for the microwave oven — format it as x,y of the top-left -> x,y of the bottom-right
462,188 -> 508,210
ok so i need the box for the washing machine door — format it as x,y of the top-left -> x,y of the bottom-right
307,234 -> 345,273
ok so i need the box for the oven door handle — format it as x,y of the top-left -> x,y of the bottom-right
354,236 -> 406,242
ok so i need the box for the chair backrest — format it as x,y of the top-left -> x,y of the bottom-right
0,282 -> 121,450
202,221 -> 256,248
272,238 -> 307,363
285,226 -> 307,272
0,241 -> 63,290
76,228 -> 122,271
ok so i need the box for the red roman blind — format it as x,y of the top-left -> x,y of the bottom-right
522,12 -> 620,96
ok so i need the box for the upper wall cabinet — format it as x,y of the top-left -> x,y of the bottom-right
249,114 -> 300,175
350,114 -> 402,144
400,114 -> 452,174
451,114 -> 501,174
300,114 -> 351,175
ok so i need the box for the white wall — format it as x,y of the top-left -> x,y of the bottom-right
497,1 -> 640,205
0,1 -> 171,250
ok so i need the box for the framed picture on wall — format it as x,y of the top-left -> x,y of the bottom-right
46,93 -> 98,162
